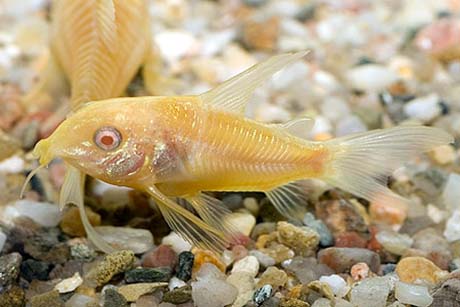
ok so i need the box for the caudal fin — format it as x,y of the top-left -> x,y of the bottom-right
321,126 -> 453,204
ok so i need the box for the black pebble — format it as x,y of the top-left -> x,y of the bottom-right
176,251 -> 194,281
20,259 -> 52,282
124,267 -> 172,283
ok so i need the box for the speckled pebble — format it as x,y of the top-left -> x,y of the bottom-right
93,250 -> 135,286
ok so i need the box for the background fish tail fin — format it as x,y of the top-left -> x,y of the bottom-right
321,126 -> 453,204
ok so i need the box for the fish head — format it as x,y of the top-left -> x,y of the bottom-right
34,100 -> 150,185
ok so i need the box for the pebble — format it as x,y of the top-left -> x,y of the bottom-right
243,16 -> 280,51
0,155 -> 23,173
227,212 -> 256,236
249,250 -> 276,268
257,266 -> 287,289
102,287 -> 129,307
412,228 -> 452,270
64,294 -> 96,307
369,199 -> 407,226
94,226 -> 154,254
318,247 -> 380,273
0,230 -> 5,252
227,271 -> 255,307
350,277 -> 391,307
176,251 -> 194,281
403,94 -> 442,123
303,213 -> 333,247
350,262 -> 370,281
169,276 -> 187,291
315,200 -> 367,235
231,255 -> 260,277
93,250 -> 135,286
162,285 -> 192,304
0,285 -> 25,307
162,232 -> 192,253
375,230 -> 413,255
444,210 -> 460,242
54,272 -> 83,293
20,259 -> 51,282
0,252 -> 22,290
192,249 -> 226,274
118,282 -> 168,302
3,200 -> 61,227
30,290 -> 64,307
311,298 -> 331,307
69,242 -> 97,262
395,256 -> 445,284
395,281 -> 433,307
431,278 -> 460,307
125,267 -> 172,283
143,244 -> 177,268
429,145 -> 456,165
345,64 -> 398,92
442,173 -> 460,212
59,206 -> 101,237
319,274 -> 349,298
334,231 -> 367,248
279,298 -> 310,307
283,257 -> 333,284
253,284 -> 273,306
276,221 -> 319,256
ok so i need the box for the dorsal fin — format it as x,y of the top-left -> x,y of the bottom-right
96,0 -> 118,53
273,117 -> 315,140
199,51 -> 308,115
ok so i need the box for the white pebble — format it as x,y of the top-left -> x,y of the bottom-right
95,226 -> 153,254
319,274 -> 349,298
311,298 -> 332,307
226,212 -> 255,236
161,232 -> 192,253
442,173 -> 460,212
2,200 -> 61,227
155,30 -> 197,63
444,210 -> 460,242
350,277 -> 390,307
376,230 -> 413,255
249,250 -> 276,268
395,281 -> 433,307
404,94 -> 441,123
0,155 -> 24,173
169,277 -> 187,291
231,256 -> 260,277
346,64 -> 398,92
64,293 -> 96,307
55,272 -> 83,293
0,230 -> 6,252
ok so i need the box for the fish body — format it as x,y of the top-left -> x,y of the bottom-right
23,0 -> 165,111
31,52 -> 453,251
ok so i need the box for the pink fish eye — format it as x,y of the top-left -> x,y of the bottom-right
94,127 -> 122,151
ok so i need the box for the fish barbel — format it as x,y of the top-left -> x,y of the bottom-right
30,52 -> 453,251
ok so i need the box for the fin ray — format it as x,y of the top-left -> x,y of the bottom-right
200,51 -> 308,115
96,0 -> 118,53
265,181 -> 309,220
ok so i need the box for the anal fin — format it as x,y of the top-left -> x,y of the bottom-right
265,181 -> 310,221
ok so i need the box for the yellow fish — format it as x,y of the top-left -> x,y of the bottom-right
23,0 -> 167,112
27,52 -> 452,252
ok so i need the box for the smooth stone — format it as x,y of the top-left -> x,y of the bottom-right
375,230 -> 413,255
395,281 -> 433,307
431,278 -> 460,307
118,282 -> 168,302
442,174 -> 460,212
403,94 -> 441,123
193,249 -> 226,274
0,155 -> 24,173
283,257 -> 333,284
169,276 -> 187,291
346,64 -> 398,92
102,287 -> 128,307
319,274 -> 349,298
94,226 -> 154,254
191,270 -> 238,307
162,232 -> 192,253
311,298 -> 332,307
3,200 -> 61,227
249,250 -> 276,268
0,252 -> 22,290
142,244 -> 177,268
176,251 -> 194,281
444,210 -> 460,242
257,266 -> 287,289
303,213 -> 333,247
64,294 -> 96,307
196,263 -> 226,280
317,247 -> 380,273
412,228 -> 452,270
227,271 -> 255,307
350,277 -> 390,307
125,267 -> 172,283
231,256 -> 260,277
227,212 -> 256,236
253,284 -> 272,306
395,256 -> 445,284
54,272 -> 83,293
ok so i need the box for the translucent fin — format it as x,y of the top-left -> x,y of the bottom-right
20,165 -> 45,199
185,194 -> 239,241
322,126 -> 454,204
265,181 -> 309,221
96,0 -> 118,53
273,117 -> 315,140
60,165 -> 116,253
199,51 -> 308,115
147,186 -> 228,252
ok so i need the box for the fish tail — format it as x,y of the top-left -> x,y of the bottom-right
321,126 -> 453,204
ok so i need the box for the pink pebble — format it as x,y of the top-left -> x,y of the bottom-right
350,262 -> 370,281
142,244 -> 177,268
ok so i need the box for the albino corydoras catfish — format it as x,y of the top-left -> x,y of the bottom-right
28,52 -> 453,252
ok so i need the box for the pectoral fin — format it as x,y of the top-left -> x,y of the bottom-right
265,181 -> 310,221
199,51 -> 308,115
147,185 -> 228,252
60,165 -> 116,253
